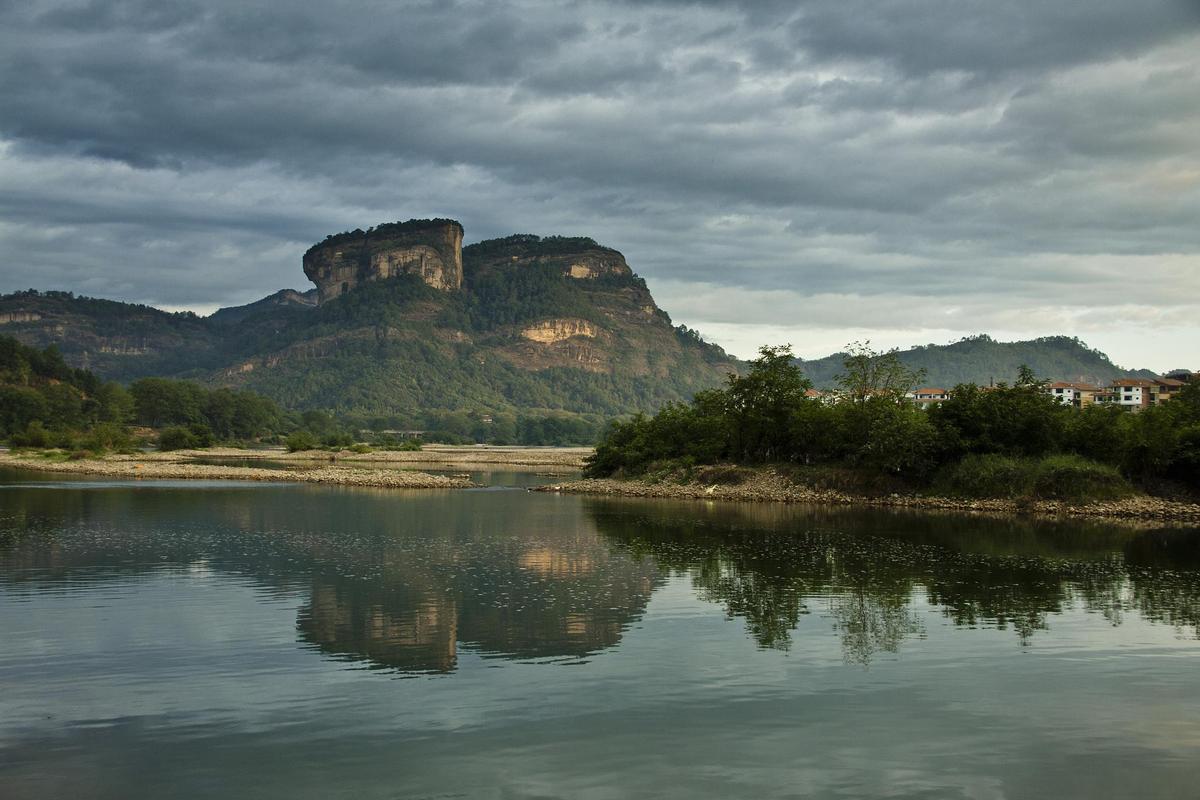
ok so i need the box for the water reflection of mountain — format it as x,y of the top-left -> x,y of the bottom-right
294,527 -> 661,674
585,498 -> 1200,664
0,484 -> 662,674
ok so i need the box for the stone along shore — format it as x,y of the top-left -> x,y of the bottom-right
536,470 -> 1200,524
0,453 -> 475,489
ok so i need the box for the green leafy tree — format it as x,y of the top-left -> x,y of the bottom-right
286,430 -> 319,452
158,426 -> 197,451
95,382 -> 135,424
837,341 -> 926,402
725,345 -> 812,462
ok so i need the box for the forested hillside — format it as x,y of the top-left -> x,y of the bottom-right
797,335 -> 1154,388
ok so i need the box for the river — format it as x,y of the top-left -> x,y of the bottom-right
2,467 -> 1199,798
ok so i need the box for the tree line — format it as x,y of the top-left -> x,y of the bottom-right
587,344 -> 1200,500
0,336 -> 291,452
1,336 -> 605,452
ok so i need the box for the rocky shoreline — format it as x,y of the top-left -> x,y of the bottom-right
0,453 -> 475,489
536,472 -> 1200,524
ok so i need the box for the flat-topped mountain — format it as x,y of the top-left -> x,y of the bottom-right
0,220 -> 737,426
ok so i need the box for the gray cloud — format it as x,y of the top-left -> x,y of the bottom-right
0,0 -> 1197,364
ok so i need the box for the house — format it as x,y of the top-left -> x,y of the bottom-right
1150,377 -> 1185,404
909,388 -> 949,408
1094,377 -> 1183,411
803,388 -> 838,405
1044,382 -> 1102,408
1099,379 -> 1155,410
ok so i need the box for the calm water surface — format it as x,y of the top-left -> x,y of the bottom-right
2,468 -> 1199,799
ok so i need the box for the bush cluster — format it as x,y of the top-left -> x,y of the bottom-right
932,454 -> 1133,502
587,344 -> 1200,501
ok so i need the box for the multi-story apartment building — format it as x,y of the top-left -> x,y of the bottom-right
1094,377 -> 1186,411
1044,382 -> 1102,408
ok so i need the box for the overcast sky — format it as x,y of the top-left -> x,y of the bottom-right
1,0 -> 1198,370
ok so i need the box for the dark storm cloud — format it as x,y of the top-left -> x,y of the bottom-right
0,0 -> 1197,363
788,0 -> 1200,78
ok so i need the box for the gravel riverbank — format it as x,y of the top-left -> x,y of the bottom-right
536,471 -> 1200,524
127,445 -> 591,469
0,453 -> 475,489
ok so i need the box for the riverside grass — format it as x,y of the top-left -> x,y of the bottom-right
932,453 -> 1134,503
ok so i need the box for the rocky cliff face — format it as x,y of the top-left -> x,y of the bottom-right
520,318 -> 598,343
303,219 -> 464,302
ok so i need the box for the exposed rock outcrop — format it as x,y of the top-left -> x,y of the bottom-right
0,311 -> 42,324
303,219 -> 464,302
521,318 -> 598,343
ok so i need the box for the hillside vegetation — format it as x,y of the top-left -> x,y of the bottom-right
797,335 -> 1155,388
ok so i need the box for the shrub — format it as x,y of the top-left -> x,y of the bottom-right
285,430 -> 319,452
933,453 -> 1133,503
158,426 -> 197,451
10,420 -> 52,449
187,423 -> 215,448
780,464 -> 914,496
1030,454 -> 1133,502
83,422 -> 133,454
932,454 -> 1035,499
349,443 -> 373,454
321,431 -> 355,448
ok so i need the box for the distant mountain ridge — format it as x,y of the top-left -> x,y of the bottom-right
797,334 -> 1158,388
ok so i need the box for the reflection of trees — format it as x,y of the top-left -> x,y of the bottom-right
830,590 -> 923,666
3,484 -> 1200,673
586,498 -> 1200,662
